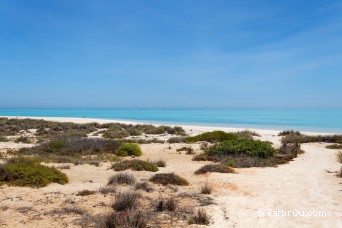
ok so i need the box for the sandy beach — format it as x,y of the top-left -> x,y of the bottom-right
0,116 -> 341,227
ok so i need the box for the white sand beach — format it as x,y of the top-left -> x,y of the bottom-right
0,116 -> 341,227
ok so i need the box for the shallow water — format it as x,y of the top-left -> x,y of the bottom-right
1,108 -> 342,133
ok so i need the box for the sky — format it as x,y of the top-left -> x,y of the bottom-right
0,0 -> 341,109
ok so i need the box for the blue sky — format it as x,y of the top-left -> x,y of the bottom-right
0,0 -> 341,108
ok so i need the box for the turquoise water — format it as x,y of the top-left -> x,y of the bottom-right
1,109 -> 342,133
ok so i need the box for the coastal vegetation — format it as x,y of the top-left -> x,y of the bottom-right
0,157 -> 68,187
149,173 -> 189,186
111,159 -> 159,172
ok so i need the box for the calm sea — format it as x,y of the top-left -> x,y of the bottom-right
1,109 -> 342,133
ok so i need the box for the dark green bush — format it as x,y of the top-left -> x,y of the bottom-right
186,131 -> 237,143
111,159 -> 158,172
117,143 -> 142,156
149,173 -> 189,186
207,139 -> 275,158
0,158 -> 68,187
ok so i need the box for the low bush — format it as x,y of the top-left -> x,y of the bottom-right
186,131 -> 237,143
167,137 -> 186,143
326,144 -> 342,149
195,164 -> 235,175
149,173 -> 189,186
19,137 -> 121,156
153,159 -> 166,167
108,173 -> 136,185
15,136 -> 34,144
278,130 -> 302,136
135,182 -> 154,192
207,139 -> 275,158
337,152 -> 342,164
76,190 -> 95,196
281,133 -> 342,144
0,158 -> 68,187
0,136 -> 8,142
103,210 -> 147,228
112,192 -> 140,211
156,197 -> 177,211
117,143 -> 142,156
235,130 -> 260,139
99,186 -> 116,195
177,146 -> 194,154
111,159 -> 158,172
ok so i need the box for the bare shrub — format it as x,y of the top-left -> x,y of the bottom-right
112,192 -> 140,211
135,182 -> 154,192
108,173 -> 136,185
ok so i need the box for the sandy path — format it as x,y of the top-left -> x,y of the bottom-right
207,143 -> 342,228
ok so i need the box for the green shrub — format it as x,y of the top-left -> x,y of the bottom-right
186,131 -> 237,143
149,173 -> 189,186
281,133 -> 342,144
0,158 -> 68,187
207,139 -> 275,158
111,159 -> 158,172
117,143 -> 142,156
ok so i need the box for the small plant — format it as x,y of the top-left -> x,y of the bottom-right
135,182 -> 154,192
278,130 -> 302,136
111,159 -> 158,172
200,182 -> 212,194
112,192 -> 140,211
117,143 -> 142,156
195,164 -> 235,175
189,208 -> 210,225
99,186 -> 116,195
108,173 -> 136,185
76,190 -> 95,196
164,197 -> 177,211
149,173 -> 189,186
153,159 -> 166,167
103,210 -> 147,228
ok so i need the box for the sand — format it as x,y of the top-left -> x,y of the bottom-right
0,116 -> 341,227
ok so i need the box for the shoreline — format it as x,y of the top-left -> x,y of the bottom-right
1,115 -> 338,135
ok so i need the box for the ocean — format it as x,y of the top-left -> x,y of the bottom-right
1,108 -> 342,133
